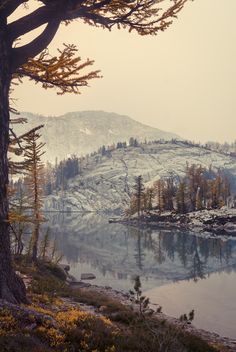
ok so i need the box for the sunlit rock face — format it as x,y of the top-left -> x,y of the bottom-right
13,110 -> 179,162
44,141 -> 236,213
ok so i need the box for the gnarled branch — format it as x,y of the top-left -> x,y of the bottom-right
8,5 -> 58,42
0,0 -> 26,17
10,19 -> 60,72
8,0 -> 189,43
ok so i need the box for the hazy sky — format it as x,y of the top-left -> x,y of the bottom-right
12,0 -> 236,143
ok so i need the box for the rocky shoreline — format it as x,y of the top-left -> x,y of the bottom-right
59,264 -> 236,352
110,208 -> 236,235
85,286 -> 236,351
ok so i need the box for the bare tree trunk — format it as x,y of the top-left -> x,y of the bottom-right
32,141 -> 40,264
31,222 -> 40,263
0,22 -> 27,303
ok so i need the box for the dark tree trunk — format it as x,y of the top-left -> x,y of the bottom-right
0,22 -> 27,304
31,223 -> 40,264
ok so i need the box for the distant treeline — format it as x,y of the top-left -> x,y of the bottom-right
14,136 -> 236,196
92,137 -> 236,159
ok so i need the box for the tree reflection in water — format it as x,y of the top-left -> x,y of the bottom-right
43,213 -> 236,285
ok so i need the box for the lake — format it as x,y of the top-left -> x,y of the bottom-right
43,212 -> 236,339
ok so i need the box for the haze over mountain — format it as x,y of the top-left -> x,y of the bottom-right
13,111 -> 179,163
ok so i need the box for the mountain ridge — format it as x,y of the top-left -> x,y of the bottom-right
12,110 -> 180,162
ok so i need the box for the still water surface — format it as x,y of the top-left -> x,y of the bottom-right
44,212 -> 236,339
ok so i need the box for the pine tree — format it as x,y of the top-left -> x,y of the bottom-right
163,177 -> 176,210
154,179 -> 165,212
23,125 -> 45,263
176,182 -> 186,214
146,187 -> 154,212
133,175 -> 145,218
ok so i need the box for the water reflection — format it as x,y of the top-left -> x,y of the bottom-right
43,212 -> 236,291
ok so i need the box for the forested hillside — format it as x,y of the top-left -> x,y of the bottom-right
42,140 -> 236,213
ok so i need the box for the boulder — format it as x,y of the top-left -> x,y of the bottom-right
81,273 -> 96,280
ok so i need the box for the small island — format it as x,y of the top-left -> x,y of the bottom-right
113,164 -> 236,235
112,208 -> 236,235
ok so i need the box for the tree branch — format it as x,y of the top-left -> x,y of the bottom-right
8,5 -> 58,42
10,20 -> 60,72
8,0 -> 189,70
15,44 -> 101,94
0,0 -> 26,18
8,0 -> 188,43
11,125 -> 45,145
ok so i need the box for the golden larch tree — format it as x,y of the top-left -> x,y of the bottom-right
23,125 -> 45,263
